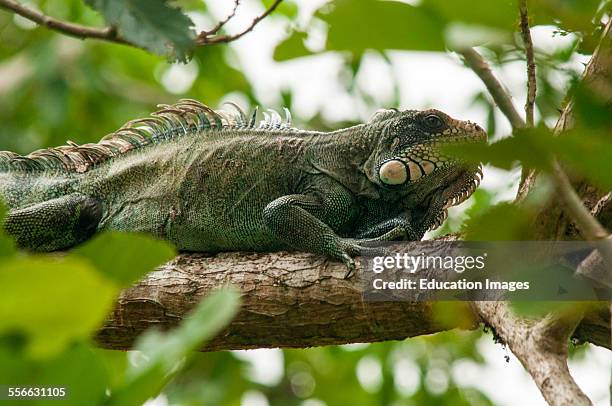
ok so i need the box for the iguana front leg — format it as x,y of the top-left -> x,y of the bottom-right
4,193 -> 102,251
263,176 -> 385,277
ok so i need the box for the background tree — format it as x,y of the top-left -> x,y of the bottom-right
0,0 -> 610,405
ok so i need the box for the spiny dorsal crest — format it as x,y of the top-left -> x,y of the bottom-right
0,99 -> 295,174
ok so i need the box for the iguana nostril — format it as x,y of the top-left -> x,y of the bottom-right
379,160 -> 408,185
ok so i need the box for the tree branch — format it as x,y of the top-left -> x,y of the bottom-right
519,0 -> 537,127
0,0 -> 128,45
472,302 -> 593,406
96,250 -> 611,352
98,250 -> 447,351
196,0 -> 283,45
458,47 -> 526,129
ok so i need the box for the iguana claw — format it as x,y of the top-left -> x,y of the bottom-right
342,254 -> 356,279
339,239 -> 391,279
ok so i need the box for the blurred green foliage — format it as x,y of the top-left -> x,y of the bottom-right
0,199 -> 241,404
0,0 -> 610,404
160,331 -> 493,406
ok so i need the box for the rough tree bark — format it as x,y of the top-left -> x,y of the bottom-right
97,250 -> 610,352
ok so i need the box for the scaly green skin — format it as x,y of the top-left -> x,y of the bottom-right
0,100 -> 486,276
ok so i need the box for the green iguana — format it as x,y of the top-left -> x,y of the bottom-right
0,99 -> 485,276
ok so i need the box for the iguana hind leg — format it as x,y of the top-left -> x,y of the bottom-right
353,199 -> 424,242
4,193 -> 102,251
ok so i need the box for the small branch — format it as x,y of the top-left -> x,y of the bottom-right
519,0 -> 537,127
201,0 -> 240,37
458,47 -> 526,129
547,132 -> 612,287
0,0 -> 282,51
0,0 -> 128,45
550,160 -> 609,240
196,0 -> 282,45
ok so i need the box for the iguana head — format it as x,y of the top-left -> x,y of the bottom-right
362,108 -> 486,229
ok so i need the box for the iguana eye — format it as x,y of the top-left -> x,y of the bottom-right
423,114 -> 444,130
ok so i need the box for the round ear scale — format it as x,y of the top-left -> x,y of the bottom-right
379,160 -> 408,185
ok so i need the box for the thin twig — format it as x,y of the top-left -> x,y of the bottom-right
197,0 -> 282,45
519,0 -> 537,127
459,47 -> 526,129
202,0 -> 240,37
517,0 -> 537,190
0,0 -> 128,45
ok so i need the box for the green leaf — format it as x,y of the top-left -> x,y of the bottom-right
0,342 -> 110,406
284,0 -> 603,61
96,348 -> 129,389
529,0 -> 602,33
442,128 -> 555,171
85,0 -> 196,61
109,288 -> 241,405
556,130 -> 612,190
423,0 -> 519,31
71,231 -> 176,286
444,124 -> 612,191
318,0 -> 446,53
273,31 -> 313,61
0,258 -> 117,358
464,203 -> 535,240
510,301 -> 586,319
